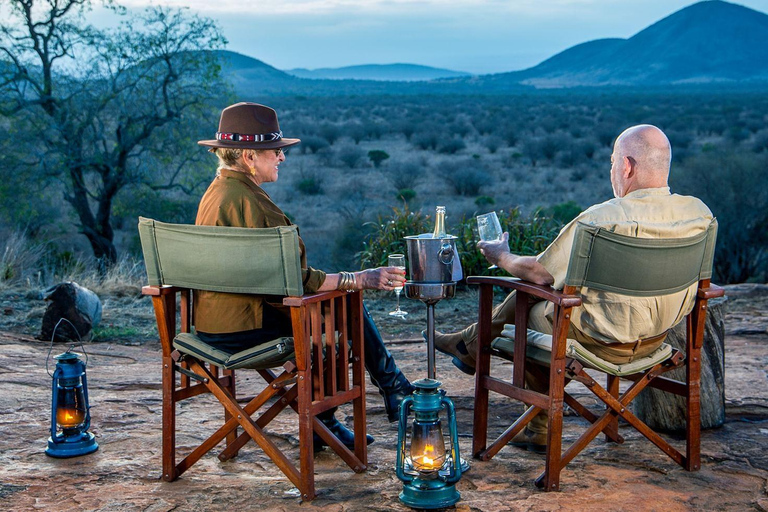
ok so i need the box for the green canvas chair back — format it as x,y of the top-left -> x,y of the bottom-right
564,219 -> 717,296
138,217 -> 304,297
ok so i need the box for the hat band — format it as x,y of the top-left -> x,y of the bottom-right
216,130 -> 283,142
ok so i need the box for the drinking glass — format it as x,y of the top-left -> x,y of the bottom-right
388,254 -> 408,318
476,211 -> 503,269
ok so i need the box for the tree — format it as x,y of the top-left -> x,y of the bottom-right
0,0 -> 227,266
367,149 -> 389,168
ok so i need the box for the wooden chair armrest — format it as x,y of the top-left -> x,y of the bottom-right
283,289 -> 351,307
699,283 -> 725,300
466,276 -> 582,307
142,285 -> 183,296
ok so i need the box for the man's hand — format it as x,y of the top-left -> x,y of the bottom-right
478,232 -> 555,286
477,232 -> 511,268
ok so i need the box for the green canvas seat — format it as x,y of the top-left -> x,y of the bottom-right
494,325 -> 673,377
139,217 -> 368,500
468,219 -> 724,491
173,333 -> 295,370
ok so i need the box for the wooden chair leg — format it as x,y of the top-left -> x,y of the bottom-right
473,283 -> 494,458
686,312 -> 703,471
297,366 -> 315,501
605,374 -> 620,443
162,355 -> 178,482
221,369 -> 236,450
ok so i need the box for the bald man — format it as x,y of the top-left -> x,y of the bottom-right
434,125 -> 714,451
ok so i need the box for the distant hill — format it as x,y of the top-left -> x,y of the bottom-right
285,64 -> 471,82
469,0 -> 768,87
214,1 -> 768,95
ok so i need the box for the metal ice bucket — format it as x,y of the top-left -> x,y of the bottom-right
404,234 -> 463,284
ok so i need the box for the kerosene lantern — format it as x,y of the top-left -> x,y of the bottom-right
396,379 -> 462,509
46,351 -> 98,458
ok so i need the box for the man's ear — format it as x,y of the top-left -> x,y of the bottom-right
623,156 -> 636,179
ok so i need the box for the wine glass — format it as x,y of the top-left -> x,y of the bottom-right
476,211 -> 503,269
388,254 -> 408,318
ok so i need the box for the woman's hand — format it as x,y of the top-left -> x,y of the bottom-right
357,266 -> 407,291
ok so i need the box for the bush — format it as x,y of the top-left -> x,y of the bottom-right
674,150 -> 768,283
483,135 -> 504,154
336,144 -> 365,168
0,231 -> 43,284
412,131 -> 439,150
359,207 -> 431,268
301,136 -> 330,154
360,208 -> 562,279
475,196 -> 495,208
542,200 -> 582,224
387,161 -> 424,190
454,208 -> 562,278
396,188 -> 416,203
368,150 -> 390,168
438,137 -> 466,154
444,159 -> 492,196
294,167 -> 324,195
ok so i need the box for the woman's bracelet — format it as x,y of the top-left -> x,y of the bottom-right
338,271 -> 357,292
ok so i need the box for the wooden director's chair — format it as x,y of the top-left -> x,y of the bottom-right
138,217 -> 367,500
468,220 -> 724,491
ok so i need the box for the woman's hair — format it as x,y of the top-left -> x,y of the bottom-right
213,147 -> 259,175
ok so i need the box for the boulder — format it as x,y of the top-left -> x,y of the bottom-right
38,282 -> 102,342
633,296 -> 726,431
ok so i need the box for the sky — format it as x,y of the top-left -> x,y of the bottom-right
103,0 -> 768,75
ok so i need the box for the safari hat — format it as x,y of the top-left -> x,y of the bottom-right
198,102 -> 300,150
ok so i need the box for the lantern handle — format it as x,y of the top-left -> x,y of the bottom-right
46,317 -> 88,377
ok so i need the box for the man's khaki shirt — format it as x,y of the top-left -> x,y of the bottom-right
193,168 -> 326,333
537,187 -> 713,345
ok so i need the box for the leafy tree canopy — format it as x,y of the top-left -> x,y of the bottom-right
0,0 -> 229,266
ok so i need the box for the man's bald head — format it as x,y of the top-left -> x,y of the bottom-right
610,125 -> 671,197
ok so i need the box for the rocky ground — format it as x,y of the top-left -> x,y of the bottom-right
0,284 -> 766,511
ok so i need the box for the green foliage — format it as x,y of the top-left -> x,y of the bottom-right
359,207 -> 431,268
368,150 -> 390,168
396,188 -> 416,203
444,160 -> 492,196
673,149 -> 768,283
474,196 -> 495,208
542,201 -> 582,224
358,207 -> 561,279
296,178 -> 324,195
0,2 -> 227,264
438,137 -> 466,154
454,208 -> 562,278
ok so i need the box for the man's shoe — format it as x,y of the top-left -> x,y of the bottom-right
510,427 -> 547,454
426,330 -> 476,376
313,416 -> 374,453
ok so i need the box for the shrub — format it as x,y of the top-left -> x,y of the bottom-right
336,144 -> 365,168
359,206 -> 431,268
674,150 -> 768,283
387,161 -> 424,190
396,188 -> 416,203
438,137 -> 466,154
301,136 -> 330,154
359,208 -> 563,279
412,132 -> 439,151
294,167 -> 324,195
368,150 -> 390,168
453,208 -> 561,277
444,160 -> 492,196
483,135 -> 504,154
542,200 -> 582,224
475,196 -> 495,208
0,231 -> 43,284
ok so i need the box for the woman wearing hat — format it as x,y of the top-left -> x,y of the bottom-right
195,102 -> 413,450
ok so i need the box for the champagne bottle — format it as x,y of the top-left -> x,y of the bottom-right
432,206 -> 446,238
